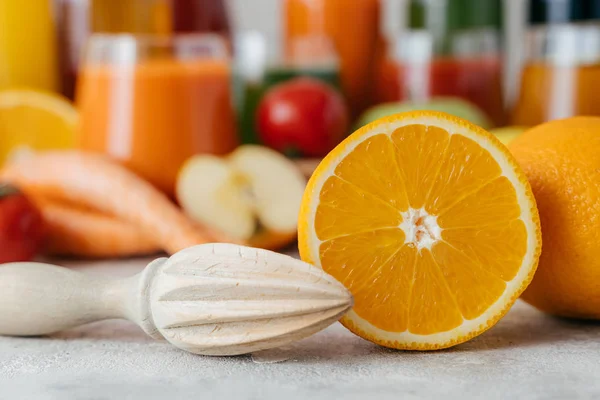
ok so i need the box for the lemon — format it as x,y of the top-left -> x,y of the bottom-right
0,89 -> 78,165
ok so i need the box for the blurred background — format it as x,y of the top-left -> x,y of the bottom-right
0,0 -> 598,260
232,0 -> 526,105
1,0 -> 586,166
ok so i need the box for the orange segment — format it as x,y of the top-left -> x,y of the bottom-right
426,134 -> 502,215
299,111 -> 541,350
320,229 -> 406,297
432,242 -> 507,320
315,175 -> 402,241
442,220 -> 528,281
390,124 -> 450,208
334,134 -> 408,210
437,177 -> 521,229
352,245 -> 417,332
408,249 -> 464,335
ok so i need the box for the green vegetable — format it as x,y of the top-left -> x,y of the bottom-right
357,97 -> 493,130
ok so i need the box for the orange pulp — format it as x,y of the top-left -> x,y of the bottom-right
77,59 -> 238,195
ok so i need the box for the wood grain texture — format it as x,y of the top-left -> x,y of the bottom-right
0,243 -> 352,356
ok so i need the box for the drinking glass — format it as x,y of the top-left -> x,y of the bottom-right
77,33 -> 238,195
55,0 -> 232,99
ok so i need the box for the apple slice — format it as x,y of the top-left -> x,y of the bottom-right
176,146 -> 307,249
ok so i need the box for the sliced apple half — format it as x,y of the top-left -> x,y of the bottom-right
176,145 -> 307,250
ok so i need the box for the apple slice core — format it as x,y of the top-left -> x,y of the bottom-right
177,155 -> 256,240
229,146 -> 307,235
177,146 -> 307,245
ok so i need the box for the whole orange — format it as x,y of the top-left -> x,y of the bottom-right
510,117 -> 600,319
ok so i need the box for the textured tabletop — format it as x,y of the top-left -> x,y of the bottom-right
1,257 -> 599,400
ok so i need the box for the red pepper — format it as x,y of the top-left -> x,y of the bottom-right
0,184 -> 45,263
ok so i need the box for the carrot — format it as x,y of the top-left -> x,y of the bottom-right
1,151 -> 236,254
33,196 -> 160,258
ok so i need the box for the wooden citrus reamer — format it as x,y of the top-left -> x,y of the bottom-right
0,243 -> 353,356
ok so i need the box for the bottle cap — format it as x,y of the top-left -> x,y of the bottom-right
586,0 -> 600,19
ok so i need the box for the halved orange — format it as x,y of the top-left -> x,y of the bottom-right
298,111 -> 541,350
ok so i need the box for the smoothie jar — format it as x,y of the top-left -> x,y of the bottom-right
77,34 -> 238,195
55,0 -> 232,99
284,0 -> 381,118
234,31 -> 341,145
511,0 -> 600,125
374,0 -> 505,127
0,0 -> 58,91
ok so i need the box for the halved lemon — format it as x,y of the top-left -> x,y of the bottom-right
0,89 -> 78,165
298,111 -> 541,350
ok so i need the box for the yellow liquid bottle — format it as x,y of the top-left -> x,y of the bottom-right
0,0 -> 59,91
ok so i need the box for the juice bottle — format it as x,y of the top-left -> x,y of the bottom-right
284,0 -> 381,117
77,34 -> 238,195
0,0 -> 58,91
374,0 -> 505,126
511,0 -> 600,125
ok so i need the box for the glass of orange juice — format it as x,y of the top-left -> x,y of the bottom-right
77,34 -> 238,196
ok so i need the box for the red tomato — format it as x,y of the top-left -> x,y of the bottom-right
0,184 -> 45,263
257,78 -> 349,157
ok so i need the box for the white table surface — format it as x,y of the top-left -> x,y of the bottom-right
1,256 -> 600,400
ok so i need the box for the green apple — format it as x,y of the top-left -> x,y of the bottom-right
489,126 -> 528,146
357,97 -> 493,130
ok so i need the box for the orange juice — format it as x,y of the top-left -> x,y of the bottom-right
285,0 -> 381,117
0,0 -> 58,91
511,18 -> 600,125
78,59 -> 238,195
512,63 -> 600,126
56,0 -> 233,99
